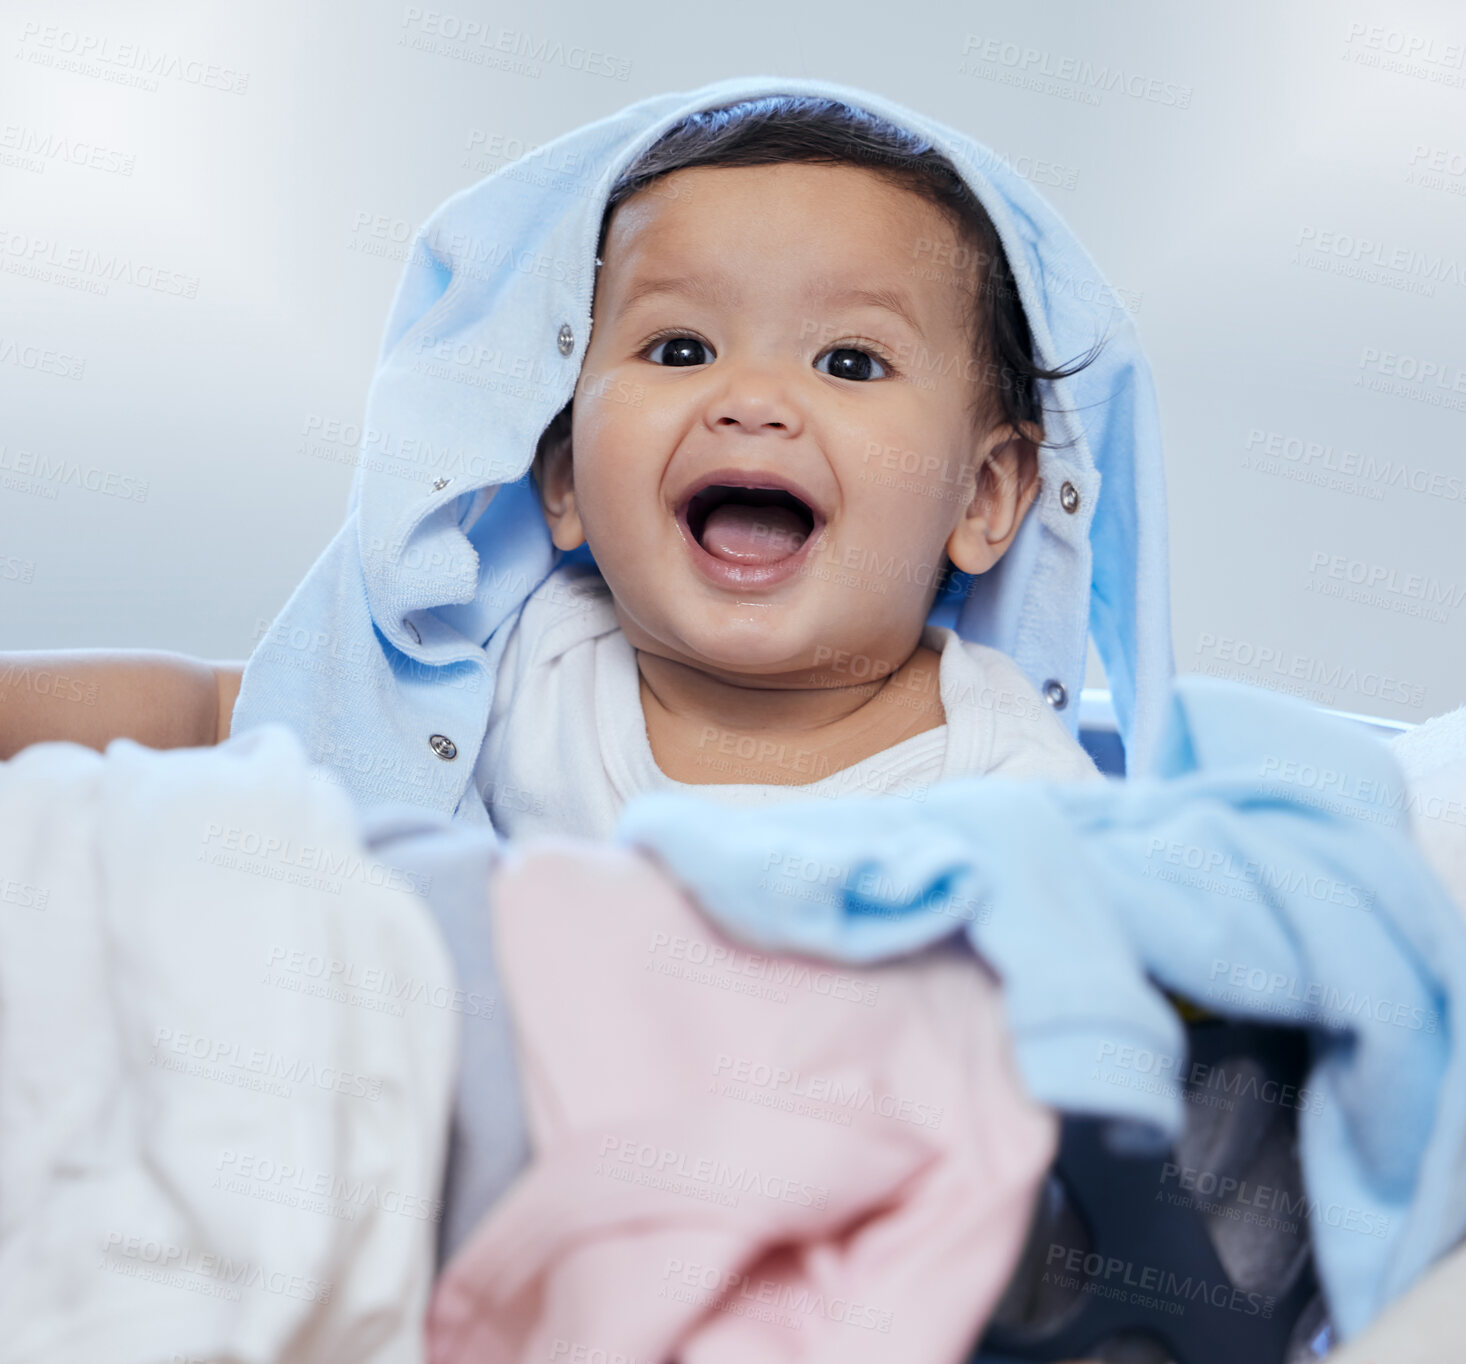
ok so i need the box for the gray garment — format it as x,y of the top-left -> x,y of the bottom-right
358,807 -> 531,1265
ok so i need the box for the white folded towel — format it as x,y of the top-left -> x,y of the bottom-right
0,726 -> 458,1364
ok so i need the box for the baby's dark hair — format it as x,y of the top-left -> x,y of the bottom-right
601,95 -> 1097,434
537,94 -> 1098,459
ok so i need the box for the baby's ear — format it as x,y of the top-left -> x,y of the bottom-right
532,404 -> 586,551
946,423 -> 1041,576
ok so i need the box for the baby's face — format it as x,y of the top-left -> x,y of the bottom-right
544,161 -> 1026,684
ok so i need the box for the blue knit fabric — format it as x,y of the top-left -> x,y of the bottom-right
616,677 -> 1466,1341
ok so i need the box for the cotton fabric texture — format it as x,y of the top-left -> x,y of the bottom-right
427,841 -> 1057,1364
616,677 -> 1466,1342
0,728 -> 457,1364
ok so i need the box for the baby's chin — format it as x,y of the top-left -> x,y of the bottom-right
629,597 -> 908,684
639,617 -> 814,678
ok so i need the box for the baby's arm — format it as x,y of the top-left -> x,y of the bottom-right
0,650 -> 243,759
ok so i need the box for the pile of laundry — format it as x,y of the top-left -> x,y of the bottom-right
418,679 -> 1466,1364
3,680 -> 1465,1364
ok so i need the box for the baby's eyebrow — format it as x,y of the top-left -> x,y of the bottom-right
812,283 -> 926,339
616,272 -> 927,339
618,271 -> 740,311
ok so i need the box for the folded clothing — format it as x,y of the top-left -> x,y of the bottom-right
0,727 -> 458,1364
616,677 -> 1466,1342
427,839 -> 1058,1364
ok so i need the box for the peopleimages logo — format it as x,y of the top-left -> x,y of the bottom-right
1305,550 -> 1466,624
0,335 -> 86,380
1295,226 -> 1466,293
1158,1162 -> 1390,1238
150,1026 -> 386,1100
1243,429 -> 1463,503
0,444 -> 148,502
1192,632 -> 1428,711
1093,1039 -> 1321,1114
0,226 -> 200,298
957,35 -> 1193,108
1143,835 -> 1375,914
1354,346 -> 1466,413
0,122 -> 136,175
1043,1243 -> 1274,1318
1209,959 -> 1439,1034
215,1149 -> 443,1223
398,7 -> 632,81
1341,20 -> 1466,87
100,1232 -> 328,1303
15,21 -> 251,93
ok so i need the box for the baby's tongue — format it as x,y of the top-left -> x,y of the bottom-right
699,502 -> 809,564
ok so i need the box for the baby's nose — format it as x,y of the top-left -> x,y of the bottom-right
714,413 -> 787,430
704,372 -> 802,436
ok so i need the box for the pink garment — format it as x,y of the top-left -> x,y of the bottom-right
428,840 -> 1057,1364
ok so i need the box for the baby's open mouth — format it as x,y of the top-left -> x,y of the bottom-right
684,485 -> 817,565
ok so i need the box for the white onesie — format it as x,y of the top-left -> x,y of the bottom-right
471,561 -> 1100,839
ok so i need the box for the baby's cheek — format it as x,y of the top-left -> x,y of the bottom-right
840,492 -> 960,595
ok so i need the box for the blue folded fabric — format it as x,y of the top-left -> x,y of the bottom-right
616,676 -> 1466,1341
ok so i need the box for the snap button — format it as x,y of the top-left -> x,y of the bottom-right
429,734 -> 458,761
556,323 -> 574,357
432,477 -> 449,491
1043,679 -> 1068,710
1060,481 -> 1080,514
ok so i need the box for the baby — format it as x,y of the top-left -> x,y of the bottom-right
462,95 -> 1114,843
0,82 -> 1171,1361
2,92 -> 1131,825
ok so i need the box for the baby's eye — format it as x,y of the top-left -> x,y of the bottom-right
646,335 -> 714,367
815,346 -> 889,382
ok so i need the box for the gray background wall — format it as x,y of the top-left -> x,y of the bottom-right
2,0 -> 1462,725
